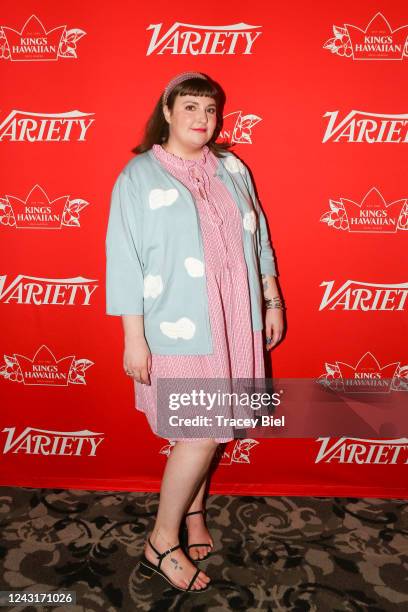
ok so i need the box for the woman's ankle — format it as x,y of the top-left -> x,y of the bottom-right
149,526 -> 180,548
186,506 -> 204,515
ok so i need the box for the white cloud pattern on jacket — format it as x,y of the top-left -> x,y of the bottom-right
184,257 -> 204,277
144,274 -> 163,298
149,188 -> 179,210
243,210 -> 257,234
224,155 -> 246,174
160,317 -> 196,339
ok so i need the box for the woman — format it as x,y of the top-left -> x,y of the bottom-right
105,71 -> 285,592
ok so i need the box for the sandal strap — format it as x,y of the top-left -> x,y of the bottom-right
185,509 -> 205,517
187,542 -> 212,549
187,567 -> 201,591
147,537 -> 181,569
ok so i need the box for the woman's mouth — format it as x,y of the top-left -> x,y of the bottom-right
192,128 -> 206,132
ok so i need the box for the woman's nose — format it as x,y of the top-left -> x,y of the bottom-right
197,110 -> 208,123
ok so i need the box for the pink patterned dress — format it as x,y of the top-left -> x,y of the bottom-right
135,143 -> 265,443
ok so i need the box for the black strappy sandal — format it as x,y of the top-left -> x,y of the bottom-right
183,510 -> 214,561
139,536 -> 210,592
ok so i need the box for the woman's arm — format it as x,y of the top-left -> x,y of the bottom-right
105,171 -> 151,383
105,171 -> 144,316
241,165 -> 285,349
122,314 -> 145,341
261,274 -> 279,301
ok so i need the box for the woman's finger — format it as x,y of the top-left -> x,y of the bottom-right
128,367 -> 142,382
140,367 -> 150,385
270,331 -> 283,347
266,325 -> 284,349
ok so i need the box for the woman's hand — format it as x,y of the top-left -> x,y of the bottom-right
265,308 -> 284,350
261,274 -> 285,350
123,337 -> 152,385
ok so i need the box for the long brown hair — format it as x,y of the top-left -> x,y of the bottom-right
132,75 -> 234,158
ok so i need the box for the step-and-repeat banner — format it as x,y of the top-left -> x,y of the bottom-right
1,1 -> 407,497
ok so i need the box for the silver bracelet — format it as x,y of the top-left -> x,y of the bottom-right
265,296 -> 285,310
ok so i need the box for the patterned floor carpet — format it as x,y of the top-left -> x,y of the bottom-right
0,488 -> 407,611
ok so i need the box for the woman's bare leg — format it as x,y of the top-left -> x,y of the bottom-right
144,439 -> 218,590
185,474 -> 214,560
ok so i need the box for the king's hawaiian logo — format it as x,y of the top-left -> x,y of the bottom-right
0,345 -> 94,386
219,111 -> 262,144
216,439 -> 259,464
160,439 -> 258,463
322,110 -> 408,143
2,427 -> 104,456
0,110 -> 95,142
323,12 -> 408,60
0,185 -> 90,229
317,351 -> 408,394
146,22 -> 262,55
0,14 -> 86,61
315,437 -> 408,464
0,275 -> 98,305
319,280 -> 408,311
320,187 -> 408,233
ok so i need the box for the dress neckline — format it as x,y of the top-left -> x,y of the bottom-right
152,143 -> 210,168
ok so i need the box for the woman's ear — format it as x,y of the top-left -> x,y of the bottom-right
163,104 -> 170,125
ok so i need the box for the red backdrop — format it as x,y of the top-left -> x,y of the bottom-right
1,0 -> 407,497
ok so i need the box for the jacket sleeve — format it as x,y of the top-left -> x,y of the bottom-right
105,170 -> 144,315
243,165 -> 277,277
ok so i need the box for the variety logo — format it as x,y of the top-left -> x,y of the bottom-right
0,345 -> 94,386
2,427 -> 104,456
0,110 -> 95,142
322,110 -> 408,143
0,14 -> 86,61
0,275 -> 98,306
219,111 -> 262,144
317,351 -> 407,394
323,12 -> 408,61
319,280 -> 408,311
0,185 -> 90,229
315,437 -> 408,464
160,438 -> 258,463
320,187 -> 408,233
146,22 -> 262,55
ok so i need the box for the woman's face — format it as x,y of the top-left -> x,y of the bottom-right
164,94 -> 217,148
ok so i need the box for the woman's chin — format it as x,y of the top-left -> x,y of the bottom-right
190,130 -> 208,139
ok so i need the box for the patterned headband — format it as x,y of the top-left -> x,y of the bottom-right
162,71 -> 208,106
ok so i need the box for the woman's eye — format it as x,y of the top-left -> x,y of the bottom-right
185,105 -> 216,113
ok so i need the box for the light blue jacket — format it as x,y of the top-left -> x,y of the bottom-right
105,148 -> 276,355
